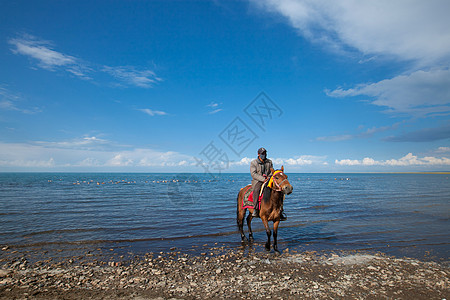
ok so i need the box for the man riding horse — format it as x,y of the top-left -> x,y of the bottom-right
250,147 -> 287,220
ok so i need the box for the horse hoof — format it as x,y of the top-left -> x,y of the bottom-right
274,249 -> 280,255
265,244 -> 270,251
241,237 -> 248,243
249,236 -> 254,242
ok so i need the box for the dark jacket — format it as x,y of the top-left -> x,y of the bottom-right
250,158 -> 273,190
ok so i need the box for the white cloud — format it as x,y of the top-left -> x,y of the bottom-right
10,36 -> 75,67
0,86 -> 41,114
0,142 -> 59,168
107,154 -> 134,167
285,157 -> 312,165
35,136 -> 120,150
232,157 -> 253,166
327,68 -> 450,116
384,153 -> 450,166
232,155 -> 325,166
284,155 -> 327,166
9,34 -> 161,88
77,157 -> 101,167
362,157 -> 377,166
9,35 -> 91,79
317,123 -> 401,142
436,146 -> 450,153
208,109 -> 223,115
102,66 -> 162,88
108,149 -> 193,167
0,158 -> 55,168
253,1 -> 450,118
334,159 -> 361,166
253,0 -> 450,65
335,152 -> 450,166
138,108 -> 168,116
206,102 -> 223,114
316,134 -> 353,142
384,123 -> 450,142
0,141 -> 194,170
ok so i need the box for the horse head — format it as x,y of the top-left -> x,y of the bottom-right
269,165 -> 293,195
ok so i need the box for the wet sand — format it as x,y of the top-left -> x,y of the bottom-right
0,245 -> 448,299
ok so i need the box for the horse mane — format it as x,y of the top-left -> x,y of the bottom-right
262,184 -> 271,205
263,170 -> 283,205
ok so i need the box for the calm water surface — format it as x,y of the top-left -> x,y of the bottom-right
0,173 -> 449,261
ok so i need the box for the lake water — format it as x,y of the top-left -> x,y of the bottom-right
0,173 -> 449,262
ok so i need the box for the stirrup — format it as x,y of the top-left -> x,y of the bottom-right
280,212 -> 287,221
252,209 -> 259,217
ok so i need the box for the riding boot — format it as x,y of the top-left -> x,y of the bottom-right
252,208 -> 259,217
252,199 -> 259,217
252,182 -> 262,217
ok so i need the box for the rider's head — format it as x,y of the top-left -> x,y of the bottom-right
258,147 -> 267,161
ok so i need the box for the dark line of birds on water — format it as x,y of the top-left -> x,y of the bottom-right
45,177 -> 352,186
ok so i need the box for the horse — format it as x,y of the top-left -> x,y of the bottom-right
236,166 -> 293,252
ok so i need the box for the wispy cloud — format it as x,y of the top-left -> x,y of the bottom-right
206,102 -> 223,114
327,68 -> 450,117
35,135 -> 127,151
102,66 -> 162,88
9,34 -> 91,79
335,152 -> 450,167
316,134 -> 353,142
138,108 -> 168,117
317,123 -> 401,142
209,108 -> 222,115
0,86 -> 41,114
384,123 -> 450,142
9,34 -> 161,88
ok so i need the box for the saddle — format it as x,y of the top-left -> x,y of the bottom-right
241,180 -> 269,209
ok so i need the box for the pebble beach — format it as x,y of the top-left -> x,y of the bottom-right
1,245 -> 448,299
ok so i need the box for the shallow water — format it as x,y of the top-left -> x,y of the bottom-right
0,173 -> 449,261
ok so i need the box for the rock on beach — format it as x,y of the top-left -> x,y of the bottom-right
0,247 -> 448,299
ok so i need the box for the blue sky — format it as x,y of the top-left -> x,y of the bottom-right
0,0 -> 449,172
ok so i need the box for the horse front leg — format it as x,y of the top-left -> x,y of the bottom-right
273,220 -> 280,254
246,213 -> 254,242
261,218 -> 271,251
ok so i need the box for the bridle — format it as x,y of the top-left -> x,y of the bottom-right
270,171 -> 289,192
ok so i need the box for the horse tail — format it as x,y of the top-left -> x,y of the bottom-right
236,190 -> 241,228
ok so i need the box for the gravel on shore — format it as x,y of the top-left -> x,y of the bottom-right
0,245 -> 448,299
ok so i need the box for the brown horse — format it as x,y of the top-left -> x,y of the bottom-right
236,166 -> 293,252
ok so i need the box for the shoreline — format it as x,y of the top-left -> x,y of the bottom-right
1,171 -> 449,174
1,246 -> 448,299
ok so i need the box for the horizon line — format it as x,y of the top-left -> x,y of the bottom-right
1,171 -> 449,175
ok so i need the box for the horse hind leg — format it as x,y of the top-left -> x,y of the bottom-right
237,210 -> 248,242
246,213 -> 254,242
237,194 -> 248,242
261,218 -> 271,251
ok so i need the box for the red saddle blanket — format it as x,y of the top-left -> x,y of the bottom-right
241,185 -> 263,210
